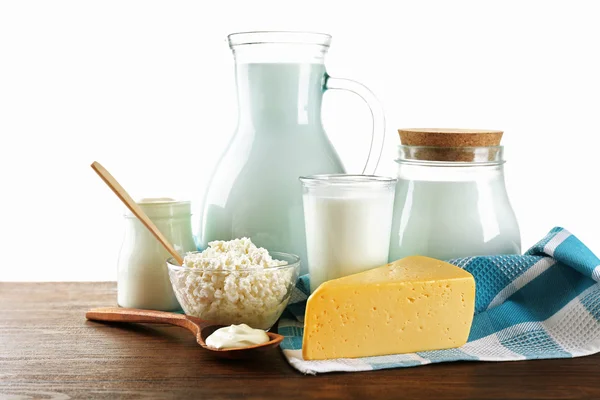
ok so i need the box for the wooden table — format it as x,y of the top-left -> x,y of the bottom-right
1,282 -> 599,399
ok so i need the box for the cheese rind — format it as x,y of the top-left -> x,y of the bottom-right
302,256 -> 476,360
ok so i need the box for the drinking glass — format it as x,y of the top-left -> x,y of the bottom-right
300,174 -> 396,292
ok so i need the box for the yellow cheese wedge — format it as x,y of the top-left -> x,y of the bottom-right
302,256 -> 476,360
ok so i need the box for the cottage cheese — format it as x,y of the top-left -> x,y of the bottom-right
169,238 -> 295,329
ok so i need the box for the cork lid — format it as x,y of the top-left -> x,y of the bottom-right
397,128 -> 503,162
398,128 -> 503,147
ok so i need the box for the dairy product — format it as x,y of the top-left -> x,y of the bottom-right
118,199 -> 195,311
304,195 -> 394,291
389,144 -> 521,261
199,63 -> 346,277
389,178 -> 521,261
302,256 -> 475,360
301,176 -> 396,292
183,237 -> 287,270
205,323 -> 270,349
168,238 -> 298,329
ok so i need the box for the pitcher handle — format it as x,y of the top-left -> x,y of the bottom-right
324,75 -> 386,175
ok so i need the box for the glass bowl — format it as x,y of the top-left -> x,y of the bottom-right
166,252 -> 300,330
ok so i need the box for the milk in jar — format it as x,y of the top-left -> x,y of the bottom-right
389,129 -> 521,261
118,199 -> 196,311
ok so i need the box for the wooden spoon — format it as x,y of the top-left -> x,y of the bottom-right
86,307 -> 284,359
90,161 -> 183,265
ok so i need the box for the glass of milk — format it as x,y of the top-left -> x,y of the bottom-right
300,175 -> 397,292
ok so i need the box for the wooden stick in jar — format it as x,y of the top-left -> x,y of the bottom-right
90,161 -> 184,266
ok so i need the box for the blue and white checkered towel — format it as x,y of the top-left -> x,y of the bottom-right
278,227 -> 600,374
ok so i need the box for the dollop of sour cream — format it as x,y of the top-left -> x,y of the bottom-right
205,323 -> 270,349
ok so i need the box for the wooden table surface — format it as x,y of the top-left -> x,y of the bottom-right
1,282 -> 599,400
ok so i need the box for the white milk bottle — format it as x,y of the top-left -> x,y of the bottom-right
117,199 -> 196,310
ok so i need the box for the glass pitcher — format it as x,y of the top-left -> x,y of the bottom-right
199,31 -> 385,273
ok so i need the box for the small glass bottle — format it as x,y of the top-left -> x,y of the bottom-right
117,198 -> 196,311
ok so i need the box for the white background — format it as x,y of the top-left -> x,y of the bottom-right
1,0 -> 599,281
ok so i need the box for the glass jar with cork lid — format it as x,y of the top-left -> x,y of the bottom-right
388,128 -> 521,262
